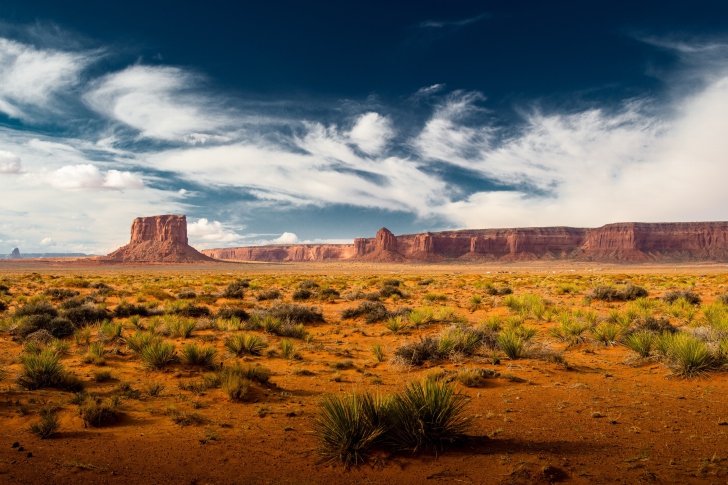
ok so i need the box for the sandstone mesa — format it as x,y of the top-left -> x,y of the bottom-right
202,223 -> 728,263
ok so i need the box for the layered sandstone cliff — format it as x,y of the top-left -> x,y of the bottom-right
202,221 -> 728,263
106,215 -> 213,263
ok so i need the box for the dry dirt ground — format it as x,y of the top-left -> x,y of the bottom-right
1,260 -> 728,484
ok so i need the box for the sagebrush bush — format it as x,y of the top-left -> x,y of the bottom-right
662,289 -> 701,305
590,284 -> 648,302
63,305 -> 109,326
114,302 -> 150,318
43,288 -> 79,301
292,288 -> 313,301
216,306 -> 250,321
222,280 -> 248,299
256,288 -> 281,301
259,304 -> 324,324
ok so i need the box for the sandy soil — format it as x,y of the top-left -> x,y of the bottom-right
1,261 -> 727,484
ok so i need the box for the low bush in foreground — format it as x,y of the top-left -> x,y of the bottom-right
79,396 -> 121,427
313,380 -> 472,467
140,341 -> 177,369
30,407 -> 60,438
17,350 -> 84,392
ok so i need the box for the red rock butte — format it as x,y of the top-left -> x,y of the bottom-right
106,215 -> 214,263
202,222 -> 728,263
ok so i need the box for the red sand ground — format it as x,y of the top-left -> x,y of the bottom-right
1,261 -> 727,484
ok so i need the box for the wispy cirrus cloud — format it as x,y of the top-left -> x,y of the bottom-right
418,13 -> 490,29
0,38 -> 97,121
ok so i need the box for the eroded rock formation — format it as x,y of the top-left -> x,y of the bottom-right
201,221 -> 728,263
106,215 -> 213,263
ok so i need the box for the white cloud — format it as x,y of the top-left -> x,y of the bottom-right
40,237 -> 55,246
268,232 -> 299,244
49,164 -> 144,190
347,112 -> 394,155
85,65 -> 229,141
187,218 -> 243,247
0,150 -> 21,173
0,38 -> 94,120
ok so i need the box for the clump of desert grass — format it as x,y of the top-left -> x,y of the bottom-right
17,349 -> 83,392
140,341 -> 177,369
78,396 -> 121,427
29,407 -> 60,438
179,343 -> 217,369
312,380 -> 472,467
224,333 -> 268,356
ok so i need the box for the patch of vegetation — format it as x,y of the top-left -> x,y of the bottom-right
114,302 -> 150,318
78,396 -> 121,427
224,333 -> 268,356
292,288 -> 313,301
17,350 -> 84,392
29,407 -> 60,438
313,380 -> 472,467
256,288 -> 281,301
140,341 -> 177,369
216,306 -> 250,321
662,289 -> 701,305
589,284 -> 648,302
179,343 -> 218,369
222,280 -> 248,299
43,288 -> 80,301
259,303 -> 324,324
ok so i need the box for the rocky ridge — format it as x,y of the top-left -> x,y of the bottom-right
201,222 -> 728,263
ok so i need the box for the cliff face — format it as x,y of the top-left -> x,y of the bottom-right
106,215 -> 213,263
201,221 -> 728,263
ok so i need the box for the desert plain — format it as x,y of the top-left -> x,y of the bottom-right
1,260 -> 728,484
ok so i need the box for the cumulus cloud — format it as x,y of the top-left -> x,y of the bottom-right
49,164 -> 144,190
187,218 -> 242,245
40,237 -> 55,246
347,112 -> 394,155
268,232 -> 299,244
0,38 -> 94,120
0,150 -> 21,173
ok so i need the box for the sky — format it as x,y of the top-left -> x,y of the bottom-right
1,1 -> 728,254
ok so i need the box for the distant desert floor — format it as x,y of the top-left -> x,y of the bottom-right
1,260 -> 728,484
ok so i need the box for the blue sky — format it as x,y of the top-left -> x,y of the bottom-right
1,1 -> 728,254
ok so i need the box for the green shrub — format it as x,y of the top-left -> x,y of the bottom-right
114,302 -> 149,318
222,280 -> 248,299
168,318 -> 196,338
63,305 -> 108,326
256,289 -> 281,301
215,306 -> 249,320
496,329 -> 525,359
592,323 -> 622,345
221,373 -> 251,401
280,339 -> 298,359
29,407 -> 60,438
43,288 -> 79,300
15,301 -> 58,319
312,392 -> 386,467
220,362 -> 271,384
78,396 -> 120,427
224,333 -> 268,356
125,331 -> 161,354
99,321 -> 123,341
371,343 -> 385,362
180,343 -> 217,369
662,289 -> 701,305
590,284 -> 648,302
140,341 -> 177,369
17,350 -> 83,392
386,380 -> 471,452
664,333 -> 715,377
624,330 -> 654,357
292,288 -> 313,301
260,304 -> 324,324
383,316 -> 407,334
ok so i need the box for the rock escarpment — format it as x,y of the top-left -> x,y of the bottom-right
202,221 -> 728,263
106,215 -> 213,263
